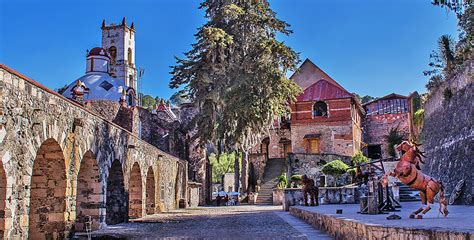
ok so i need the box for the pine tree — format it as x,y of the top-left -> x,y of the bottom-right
170,1 -> 301,193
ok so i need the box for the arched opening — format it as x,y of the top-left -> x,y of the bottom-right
106,160 -> 127,225
75,151 -> 101,232
29,138 -> 67,239
0,163 -> 7,237
127,48 -> 133,64
127,88 -> 136,106
261,137 -> 270,160
145,167 -> 155,215
313,101 -> 328,117
128,163 -> 142,219
108,46 -> 117,64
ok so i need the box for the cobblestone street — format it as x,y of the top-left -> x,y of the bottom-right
86,205 -> 332,239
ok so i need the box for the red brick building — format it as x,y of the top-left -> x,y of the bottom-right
290,59 -> 364,156
362,93 -> 412,159
248,59 -> 415,190
250,59 -> 364,171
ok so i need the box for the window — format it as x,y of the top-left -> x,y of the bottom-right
128,92 -> 134,106
99,81 -> 113,91
129,75 -> 134,87
313,101 -> 328,117
308,139 -> 319,153
108,46 -> 117,64
128,48 -> 133,64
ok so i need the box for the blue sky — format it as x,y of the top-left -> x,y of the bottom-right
0,0 -> 458,99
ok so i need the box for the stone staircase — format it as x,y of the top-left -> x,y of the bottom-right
399,184 -> 421,202
256,158 -> 286,205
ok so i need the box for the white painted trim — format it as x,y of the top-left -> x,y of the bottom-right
331,107 -> 351,111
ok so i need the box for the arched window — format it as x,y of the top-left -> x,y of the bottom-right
128,92 -> 134,106
108,46 -> 117,64
128,48 -> 133,64
313,101 -> 328,117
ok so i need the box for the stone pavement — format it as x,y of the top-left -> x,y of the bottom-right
274,211 -> 333,240
292,202 -> 474,233
82,205 -> 333,239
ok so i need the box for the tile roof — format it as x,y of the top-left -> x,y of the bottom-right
296,79 -> 353,102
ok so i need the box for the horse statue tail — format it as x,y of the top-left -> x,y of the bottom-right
438,182 -> 449,217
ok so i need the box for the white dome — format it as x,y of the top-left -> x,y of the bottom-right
62,72 -> 127,102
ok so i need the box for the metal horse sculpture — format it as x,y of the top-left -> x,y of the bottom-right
301,175 -> 319,206
382,141 -> 448,219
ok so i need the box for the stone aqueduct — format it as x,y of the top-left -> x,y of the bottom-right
0,65 -> 188,239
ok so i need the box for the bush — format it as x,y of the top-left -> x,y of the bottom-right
290,174 -> 302,182
322,160 -> 349,186
413,109 -> 425,127
346,168 -> 356,178
443,88 -> 453,101
384,126 -> 404,157
277,172 -> 287,189
351,151 -> 369,166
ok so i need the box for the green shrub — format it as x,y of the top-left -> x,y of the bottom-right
290,174 -> 302,182
322,160 -> 349,186
277,172 -> 288,189
384,126 -> 404,157
346,168 -> 356,178
351,151 -> 369,166
443,88 -> 453,101
413,109 -> 425,127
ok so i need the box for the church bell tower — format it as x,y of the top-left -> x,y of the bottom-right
101,17 -> 137,91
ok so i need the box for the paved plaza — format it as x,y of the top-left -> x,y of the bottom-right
293,202 -> 474,234
85,205 -> 332,239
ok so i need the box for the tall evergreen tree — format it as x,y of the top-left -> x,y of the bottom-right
170,1 -> 301,192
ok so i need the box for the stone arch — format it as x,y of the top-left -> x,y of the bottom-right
106,159 -> 127,225
0,162 -> 6,237
145,167 -> 155,215
75,151 -> 102,231
28,138 -> 67,239
128,162 -> 143,219
108,46 -> 117,64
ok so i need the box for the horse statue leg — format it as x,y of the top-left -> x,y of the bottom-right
314,187 -> 319,206
434,181 -> 449,218
309,188 -> 318,206
410,191 -> 426,219
303,190 -> 309,206
417,180 -> 449,219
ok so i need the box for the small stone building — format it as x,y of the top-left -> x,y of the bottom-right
362,93 -> 412,159
289,59 -> 364,156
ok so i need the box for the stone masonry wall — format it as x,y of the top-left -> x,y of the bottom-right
363,113 -> 410,159
288,153 -> 352,187
249,153 -> 267,183
291,122 -> 354,156
422,81 -> 473,205
0,65 -> 187,239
